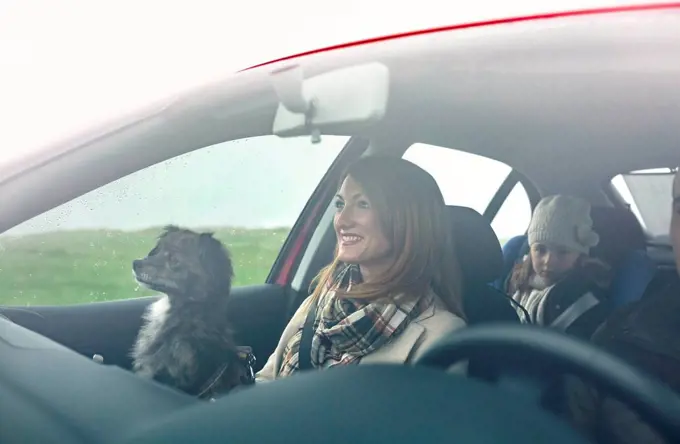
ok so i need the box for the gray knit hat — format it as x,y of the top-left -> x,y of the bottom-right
527,195 -> 600,255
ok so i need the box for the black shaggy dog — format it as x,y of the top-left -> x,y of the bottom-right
130,225 -> 254,399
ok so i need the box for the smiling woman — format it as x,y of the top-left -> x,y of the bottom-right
255,156 -> 467,382
327,156 -> 464,312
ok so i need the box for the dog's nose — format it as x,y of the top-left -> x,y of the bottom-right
132,259 -> 143,271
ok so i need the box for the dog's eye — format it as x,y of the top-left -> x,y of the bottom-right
167,254 -> 181,268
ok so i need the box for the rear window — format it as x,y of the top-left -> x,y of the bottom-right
611,168 -> 676,241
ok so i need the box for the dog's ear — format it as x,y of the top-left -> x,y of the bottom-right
198,232 -> 217,252
163,225 -> 181,233
198,233 -> 225,262
198,234 -> 234,293
159,225 -> 181,239
198,232 -> 218,255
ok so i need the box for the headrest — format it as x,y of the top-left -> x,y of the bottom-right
446,205 -> 503,285
590,207 -> 647,266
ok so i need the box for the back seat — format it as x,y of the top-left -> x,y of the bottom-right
493,206 -> 656,307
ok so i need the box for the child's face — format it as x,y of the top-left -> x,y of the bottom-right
530,243 -> 581,286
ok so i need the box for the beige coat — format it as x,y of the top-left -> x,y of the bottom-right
256,291 -> 467,382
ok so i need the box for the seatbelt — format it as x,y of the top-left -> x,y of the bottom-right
550,291 -> 600,332
297,298 -> 319,371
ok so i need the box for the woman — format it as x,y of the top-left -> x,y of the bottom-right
507,195 -> 613,339
256,156 -> 467,381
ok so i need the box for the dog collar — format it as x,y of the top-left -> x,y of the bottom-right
197,362 -> 231,399
197,347 -> 256,400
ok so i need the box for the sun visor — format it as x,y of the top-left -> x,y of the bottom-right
270,62 -> 389,142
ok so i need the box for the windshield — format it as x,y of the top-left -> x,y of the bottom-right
613,168 -> 676,241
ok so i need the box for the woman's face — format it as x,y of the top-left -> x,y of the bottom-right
529,243 -> 581,286
333,176 -> 393,279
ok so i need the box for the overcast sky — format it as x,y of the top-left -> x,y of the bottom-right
0,0 -> 646,161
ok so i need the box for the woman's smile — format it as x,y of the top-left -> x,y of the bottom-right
339,233 -> 364,246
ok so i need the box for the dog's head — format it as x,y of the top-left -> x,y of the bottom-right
132,225 -> 234,301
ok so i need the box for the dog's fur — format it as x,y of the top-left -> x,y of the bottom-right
130,225 -> 249,398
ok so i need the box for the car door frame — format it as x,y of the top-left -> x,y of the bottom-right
483,169 -> 540,224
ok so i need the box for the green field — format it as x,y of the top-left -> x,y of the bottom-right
0,227 -> 290,306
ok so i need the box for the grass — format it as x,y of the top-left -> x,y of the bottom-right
0,227 -> 290,306
0,227 -> 512,307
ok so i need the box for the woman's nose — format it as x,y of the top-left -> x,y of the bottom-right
335,207 -> 355,228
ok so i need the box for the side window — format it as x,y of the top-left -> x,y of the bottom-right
611,169 -> 675,239
0,135 -> 348,306
490,183 -> 532,246
402,143 -> 531,246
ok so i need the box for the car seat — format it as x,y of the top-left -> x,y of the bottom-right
446,205 -> 523,382
493,207 -> 656,307
446,205 -> 520,324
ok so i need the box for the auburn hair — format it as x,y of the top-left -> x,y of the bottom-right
307,156 -> 465,319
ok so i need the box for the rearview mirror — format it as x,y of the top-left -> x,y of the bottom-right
271,62 -> 390,140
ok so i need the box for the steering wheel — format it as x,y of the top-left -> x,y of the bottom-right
414,324 -> 680,442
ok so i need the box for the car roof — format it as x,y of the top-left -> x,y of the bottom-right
243,2 -> 680,71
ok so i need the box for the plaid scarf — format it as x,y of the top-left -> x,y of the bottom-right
278,264 -> 434,377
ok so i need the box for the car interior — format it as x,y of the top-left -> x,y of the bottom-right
2,5 -> 680,444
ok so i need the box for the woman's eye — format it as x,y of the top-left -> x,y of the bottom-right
357,200 -> 370,209
334,199 -> 344,210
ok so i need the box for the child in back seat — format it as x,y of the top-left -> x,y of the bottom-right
507,195 -> 614,339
